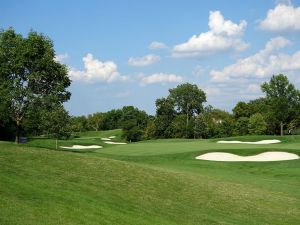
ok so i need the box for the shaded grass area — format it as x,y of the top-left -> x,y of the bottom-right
1,135 -> 300,224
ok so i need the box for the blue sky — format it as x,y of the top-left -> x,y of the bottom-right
2,0 -> 300,115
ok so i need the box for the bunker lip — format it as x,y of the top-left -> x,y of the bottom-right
217,140 -> 281,144
195,151 -> 299,162
60,145 -> 103,149
101,138 -> 111,141
104,141 -> 127,145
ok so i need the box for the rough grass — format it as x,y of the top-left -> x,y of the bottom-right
0,134 -> 300,224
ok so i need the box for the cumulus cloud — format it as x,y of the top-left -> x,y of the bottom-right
210,37 -> 293,82
247,84 -> 261,94
54,53 -> 68,63
69,53 -> 127,83
140,73 -> 183,85
148,41 -> 168,49
172,11 -> 248,57
128,54 -> 161,67
199,37 -> 297,110
260,2 -> 300,32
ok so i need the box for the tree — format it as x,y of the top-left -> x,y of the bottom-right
232,101 -> 250,118
210,109 -> 234,137
0,87 -> 15,140
234,117 -> 249,136
154,98 -> 176,138
87,112 -> 103,131
248,113 -> 267,135
0,28 -> 71,143
170,114 -> 187,138
261,74 -> 300,136
102,109 -> 123,130
143,119 -> 156,139
41,106 -> 71,149
121,106 -> 149,142
70,116 -> 88,133
194,105 -> 214,138
194,114 -> 210,139
168,83 -> 206,136
247,98 -> 267,116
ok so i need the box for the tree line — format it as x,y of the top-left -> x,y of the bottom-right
1,28 -> 300,143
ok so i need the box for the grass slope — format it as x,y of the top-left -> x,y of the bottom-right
1,135 -> 300,224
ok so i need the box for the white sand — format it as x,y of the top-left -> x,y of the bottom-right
196,151 -> 299,162
109,136 -> 116,139
101,138 -> 111,141
104,141 -> 127,145
60,145 -> 103,149
217,140 -> 281,144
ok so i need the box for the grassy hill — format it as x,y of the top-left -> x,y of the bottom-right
1,134 -> 300,224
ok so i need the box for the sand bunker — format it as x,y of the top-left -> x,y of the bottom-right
196,151 -> 299,162
104,141 -> 127,145
109,136 -> 116,139
217,140 -> 281,144
101,138 -> 111,141
60,145 -> 103,149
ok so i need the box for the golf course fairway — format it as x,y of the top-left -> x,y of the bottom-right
1,134 -> 300,225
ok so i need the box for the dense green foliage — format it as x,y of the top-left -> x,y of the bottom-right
0,28 -> 71,142
248,113 -> 267,135
262,74 -> 300,136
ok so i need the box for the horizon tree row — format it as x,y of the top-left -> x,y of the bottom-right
2,28 -> 300,142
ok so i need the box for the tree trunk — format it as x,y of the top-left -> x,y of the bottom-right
280,121 -> 284,136
186,104 -> 189,138
15,120 -> 20,144
56,138 -> 58,150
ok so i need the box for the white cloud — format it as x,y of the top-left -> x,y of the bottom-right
140,73 -> 183,85
247,84 -> 261,94
202,36 -> 300,109
260,3 -> 300,32
148,41 -> 168,49
210,37 -> 293,82
54,53 -> 68,63
128,54 -> 161,67
69,53 -> 127,83
203,86 -> 221,96
172,11 -> 248,57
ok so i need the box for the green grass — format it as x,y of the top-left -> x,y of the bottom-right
72,129 -> 122,138
1,134 -> 300,224
24,129 -> 124,151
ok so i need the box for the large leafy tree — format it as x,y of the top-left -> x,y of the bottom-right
154,97 -> 176,138
248,113 -> 267,135
41,106 -> 71,149
0,28 -> 71,142
261,74 -> 300,136
168,83 -> 206,136
232,101 -> 250,118
121,106 -> 149,142
87,112 -> 104,131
